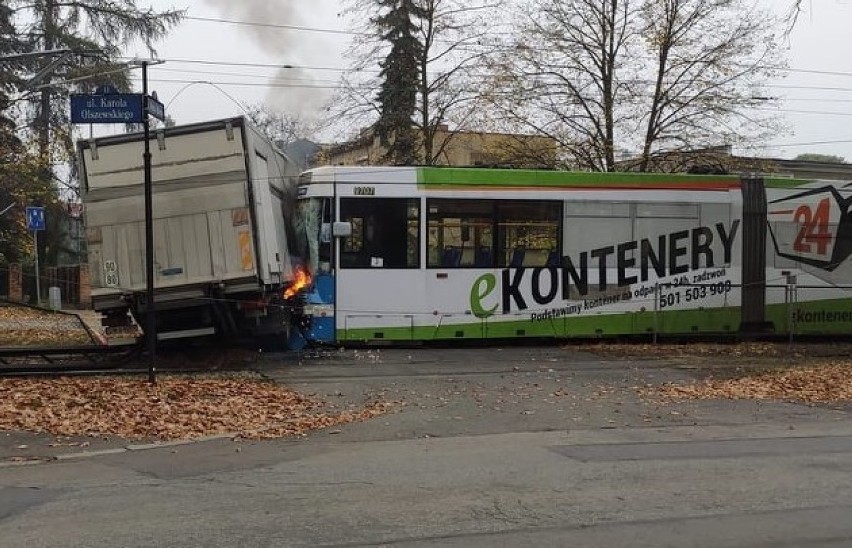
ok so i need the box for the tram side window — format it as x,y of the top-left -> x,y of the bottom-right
497,201 -> 561,267
427,199 -> 561,268
340,198 -> 420,269
427,199 -> 495,268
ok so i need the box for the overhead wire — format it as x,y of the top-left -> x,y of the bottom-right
126,61 -> 852,94
176,14 -> 852,80
144,77 -> 345,90
16,53 -> 847,120
151,66 -> 340,84
133,57 -> 354,73
121,57 -> 852,98
183,15 -> 362,37
16,11 -> 844,155
136,75 -> 852,118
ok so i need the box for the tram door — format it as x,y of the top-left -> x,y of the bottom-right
335,197 -> 423,341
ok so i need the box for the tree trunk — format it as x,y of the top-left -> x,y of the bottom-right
640,42 -> 670,173
38,0 -> 57,165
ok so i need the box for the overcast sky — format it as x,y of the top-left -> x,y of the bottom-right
124,0 -> 852,162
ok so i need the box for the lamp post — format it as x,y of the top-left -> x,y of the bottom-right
143,60 -> 155,384
129,58 -> 162,384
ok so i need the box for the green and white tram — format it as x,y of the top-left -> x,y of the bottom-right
293,166 -> 852,344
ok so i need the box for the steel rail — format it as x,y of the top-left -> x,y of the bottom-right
0,342 -> 142,376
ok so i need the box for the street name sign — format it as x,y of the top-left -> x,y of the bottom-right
146,94 -> 165,121
70,93 -> 144,124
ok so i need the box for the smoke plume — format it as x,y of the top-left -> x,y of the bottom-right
201,0 -> 331,117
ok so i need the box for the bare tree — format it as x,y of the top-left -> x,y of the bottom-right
785,0 -> 807,32
244,104 -> 317,148
333,0 -> 498,165
484,0 -> 782,172
482,0 -> 637,171
635,0 -> 782,171
414,0 -> 499,164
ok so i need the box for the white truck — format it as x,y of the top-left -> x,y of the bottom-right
78,117 -> 306,343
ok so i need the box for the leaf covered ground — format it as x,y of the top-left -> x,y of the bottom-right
0,375 -> 391,441
575,341 -> 848,361
642,362 -> 852,405
0,305 -> 94,346
577,341 -> 852,405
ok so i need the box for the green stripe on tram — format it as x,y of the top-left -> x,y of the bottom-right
416,167 -> 738,189
415,168 -> 823,190
336,298 -> 852,342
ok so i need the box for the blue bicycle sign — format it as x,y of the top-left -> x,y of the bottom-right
26,206 -> 45,231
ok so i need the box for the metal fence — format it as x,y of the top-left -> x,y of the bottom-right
1,263 -> 89,308
0,264 -> 8,299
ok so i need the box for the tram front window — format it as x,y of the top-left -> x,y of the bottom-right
296,198 -> 330,274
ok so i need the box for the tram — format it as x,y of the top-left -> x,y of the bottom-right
293,166 -> 852,344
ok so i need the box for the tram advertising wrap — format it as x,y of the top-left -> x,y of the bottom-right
293,167 -> 852,343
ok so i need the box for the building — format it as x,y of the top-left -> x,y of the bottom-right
323,125 -> 559,169
753,157 -> 852,181
623,146 -> 852,181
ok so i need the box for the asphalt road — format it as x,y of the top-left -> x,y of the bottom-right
1,345 -> 851,547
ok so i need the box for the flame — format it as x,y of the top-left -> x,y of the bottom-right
283,265 -> 312,300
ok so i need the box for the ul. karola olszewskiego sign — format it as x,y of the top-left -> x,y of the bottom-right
768,184 -> 852,271
70,85 -> 165,124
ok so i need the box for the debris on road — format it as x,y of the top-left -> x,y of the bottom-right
642,362 -> 852,404
0,375 -> 392,441
578,341 -> 785,359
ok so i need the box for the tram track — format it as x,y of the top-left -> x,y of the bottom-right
0,300 -> 262,376
0,338 -> 268,377
0,342 -> 143,376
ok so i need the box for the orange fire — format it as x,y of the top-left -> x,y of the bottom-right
283,265 -> 312,299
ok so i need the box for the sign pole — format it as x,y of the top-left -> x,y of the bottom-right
142,61 -> 156,384
26,206 -> 45,305
33,230 -> 40,305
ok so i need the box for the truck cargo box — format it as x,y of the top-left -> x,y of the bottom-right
78,117 -> 302,339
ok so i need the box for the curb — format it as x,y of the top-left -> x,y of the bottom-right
1,433 -> 239,467
125,433 -> 235,451
54,448 -> 129,460
0,457 -> 51,468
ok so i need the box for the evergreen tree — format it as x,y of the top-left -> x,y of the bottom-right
373,0 -> 426,165
8,0 -> 183,164
1,2 -> 27,263
1,2 -> 23,159
1,3 -> 84,269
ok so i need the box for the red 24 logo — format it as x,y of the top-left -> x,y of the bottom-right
792,198 -> 832,255
768,186 -> 851,271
